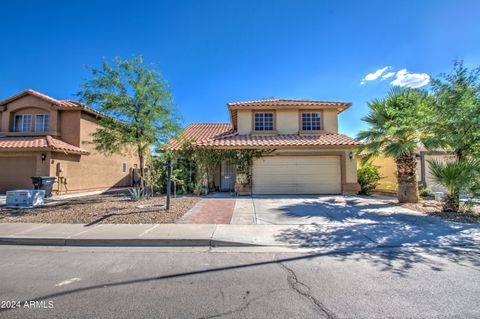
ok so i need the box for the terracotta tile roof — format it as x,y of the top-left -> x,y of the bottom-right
0,136 -> 89,154
196,132 -> 359,148
166,123 -> 234,150
165,123 -> 358,150
0,89 -> 103,117
227,99 -> 351,129
227,99 -> 351,108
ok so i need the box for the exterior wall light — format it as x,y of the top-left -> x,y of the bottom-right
41,153 -> 46,162
348,151 -> 353,160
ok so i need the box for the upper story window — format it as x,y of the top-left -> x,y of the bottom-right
14,114 -> 32,132
35,114 -> 49,132
254,112 -> 274,131
301,112 -> 321,131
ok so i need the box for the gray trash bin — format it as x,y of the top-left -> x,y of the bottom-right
31,176 -> 56,197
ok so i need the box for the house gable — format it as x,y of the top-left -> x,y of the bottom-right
0,94 -> 59,134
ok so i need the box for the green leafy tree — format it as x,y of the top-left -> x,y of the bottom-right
78,56 -> 181,189
357,162 -> 381,196
356,87 -> 433,203
428,61 -> 480,160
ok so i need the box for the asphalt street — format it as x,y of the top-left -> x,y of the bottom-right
0,245 -> 479,318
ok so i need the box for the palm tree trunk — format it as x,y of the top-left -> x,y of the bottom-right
395,154 -> 419,203
443,194 -> 459,212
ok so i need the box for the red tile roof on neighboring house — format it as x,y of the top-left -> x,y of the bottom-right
0,89 -> 103,117
165,123 -> 358,150
0,136 -> 89,154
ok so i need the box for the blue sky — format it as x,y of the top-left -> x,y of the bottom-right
1,0 -> 479,137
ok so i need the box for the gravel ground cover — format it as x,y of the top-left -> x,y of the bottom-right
0,191 -> 201,224
398,200 -> 480,224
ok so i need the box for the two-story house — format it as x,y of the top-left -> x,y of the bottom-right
167,99 -> 360,194
0,89 -> 139,194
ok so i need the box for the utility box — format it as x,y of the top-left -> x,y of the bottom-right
6,190 -> 46,208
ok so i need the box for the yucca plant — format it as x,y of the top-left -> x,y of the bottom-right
428,159 -> 474,212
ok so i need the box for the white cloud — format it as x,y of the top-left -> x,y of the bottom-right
390,69 -> 430,88
360,66 -> 391,85
381,72 -> 395,80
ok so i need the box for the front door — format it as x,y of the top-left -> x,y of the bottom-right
221,160 -> 236,191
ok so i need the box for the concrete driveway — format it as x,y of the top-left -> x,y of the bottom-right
253,195 -> 440,225
251,195 -> 480,249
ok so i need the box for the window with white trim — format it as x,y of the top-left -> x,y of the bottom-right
14,114 -> 32,132
254,112 -> 274,131
301,112 -> 321,131
35,114 -> 49,132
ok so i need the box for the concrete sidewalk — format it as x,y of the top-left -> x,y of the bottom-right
0,221 -> 478,250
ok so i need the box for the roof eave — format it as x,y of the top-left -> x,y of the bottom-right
0,89 -> 62,107
0,147 -> 89,155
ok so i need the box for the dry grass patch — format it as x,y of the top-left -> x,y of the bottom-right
0,191 -> 201,224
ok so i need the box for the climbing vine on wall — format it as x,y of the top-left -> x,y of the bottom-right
172,141 -> 267,191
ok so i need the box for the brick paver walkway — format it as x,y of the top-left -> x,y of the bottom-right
180,199 -> 236,224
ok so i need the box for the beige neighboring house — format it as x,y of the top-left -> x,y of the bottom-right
372,151 -> 452,194
0,89 -> 139,194
167,99 -> 360,194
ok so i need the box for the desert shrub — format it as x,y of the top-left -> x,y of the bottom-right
419,186 -> 433,197
357,163 -> 381,195
129,186 -> 151,201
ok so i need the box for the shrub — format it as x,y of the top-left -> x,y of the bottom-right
129,186 -> 151,201
419,186 -> 433,197
357,163 -> 381,195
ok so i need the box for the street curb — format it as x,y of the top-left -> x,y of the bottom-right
1,236 -> 477,250
0,237 -> 260,247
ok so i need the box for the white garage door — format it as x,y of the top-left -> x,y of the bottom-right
252,156 -> 341,194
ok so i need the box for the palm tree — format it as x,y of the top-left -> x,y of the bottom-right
428,160 -> 466,212
356,87 -> 433,203
429,159 -> 480,212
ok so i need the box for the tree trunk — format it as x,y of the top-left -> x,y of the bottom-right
442,194 -> 459,212
138,147 -> 145,190
395,154 -> 419,203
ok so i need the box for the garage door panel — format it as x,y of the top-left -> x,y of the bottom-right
253,156 -> 341,194
254,157 -> 295,166
253,185 -> 297,194
0,157 -> 37,193
295,156 -> 338,165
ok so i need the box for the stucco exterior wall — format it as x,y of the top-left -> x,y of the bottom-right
372,155 -> 450,194
48,113 -> 139,193
236,108 -> 339,134
237,110 -> 252,134
371,157 -> 398,194
276,110 -> 299,134
59,111 -> 81,147
322,110 -> 338,133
